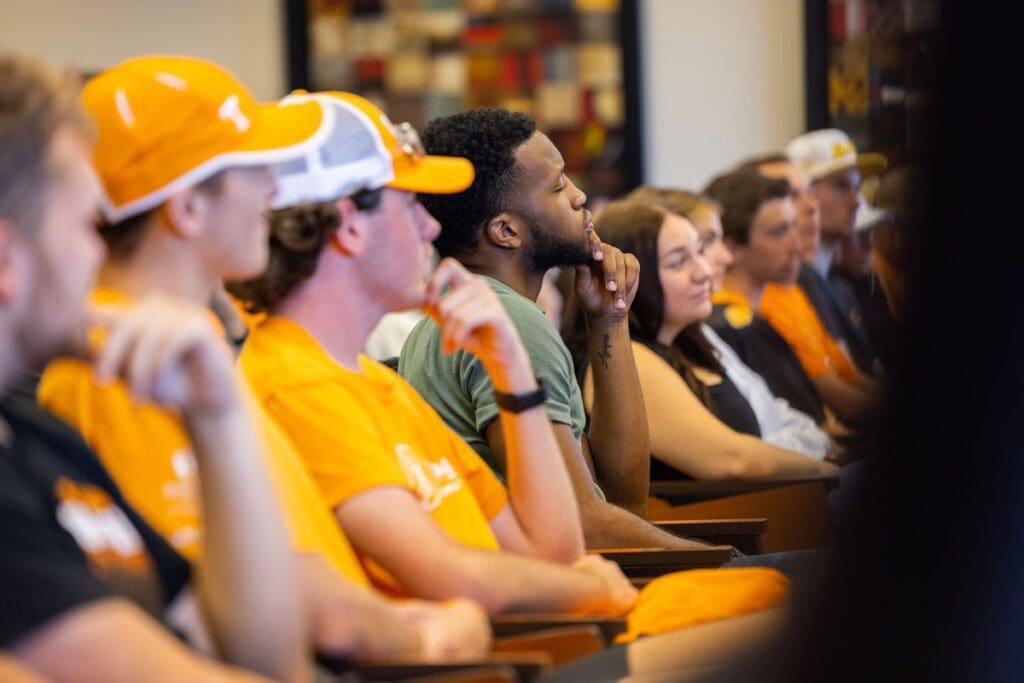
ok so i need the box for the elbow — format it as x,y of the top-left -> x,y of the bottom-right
544,536 -> 586,564
713,444 -> 768,480
576,491 -> 624,552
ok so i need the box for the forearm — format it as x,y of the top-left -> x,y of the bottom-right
579,498 -> 713,551
814,373 -> 880,426
584,317 -> 650,508
484,356 -> 584,563
297,554 -> 421,660
652,411 -> 832,480
432,548 -> 621,616
185,389 -> 307,683
735,436 -> 838,478
497,407 -> 584,562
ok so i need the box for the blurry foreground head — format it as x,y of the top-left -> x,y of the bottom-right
0,55 -> 102,381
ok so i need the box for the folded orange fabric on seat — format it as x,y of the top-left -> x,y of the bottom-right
615,568 -> 790,644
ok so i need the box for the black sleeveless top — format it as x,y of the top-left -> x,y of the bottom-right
650,375 -> 763,480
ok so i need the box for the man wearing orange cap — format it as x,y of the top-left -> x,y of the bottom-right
38,56 -> 490,670
1,54 -> 309,681
231,90 -> 642,614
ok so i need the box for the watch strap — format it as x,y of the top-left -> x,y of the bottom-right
493,378 -> 547,413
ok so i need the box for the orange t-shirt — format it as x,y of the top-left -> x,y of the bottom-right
37,287 -> 369,586
757,283 -> 860,382
239,316 -> 509,597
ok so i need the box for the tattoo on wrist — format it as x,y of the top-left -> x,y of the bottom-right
598,333 -> 612,369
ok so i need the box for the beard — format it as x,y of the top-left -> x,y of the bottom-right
525,218 -> 593,274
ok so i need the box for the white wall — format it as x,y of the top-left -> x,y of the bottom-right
1,1 -> 805,189
0,0 -> 286,100
639,0 -> 806,190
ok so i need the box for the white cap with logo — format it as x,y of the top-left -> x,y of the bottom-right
786,128 -> 887,181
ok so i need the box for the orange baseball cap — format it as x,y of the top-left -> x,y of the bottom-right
83,55 -> 330,222
271,90 -> 474,209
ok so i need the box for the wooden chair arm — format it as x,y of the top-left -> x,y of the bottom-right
649,476 -> 839,505
646,482 -> 833,553
593,546 -> 733,577
653,518 -> 768,555
490,614 -> 627,645
492,625 -> 605,667
398,666 -> 520,683
317,653 -> 549,682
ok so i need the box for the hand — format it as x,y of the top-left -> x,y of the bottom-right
87,294 -> 238,417
424,258 -> 535,393
571,554 -> 638,616
394,598 -> 492,662
574,229 -> 640,322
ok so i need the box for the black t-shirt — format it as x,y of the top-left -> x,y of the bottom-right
829,265 -> 902,376
649,374 -> 762,481
708,304 -> 827,424
0,393 -> 190,647
797,264 -> 877,376
707,376 -> 761,438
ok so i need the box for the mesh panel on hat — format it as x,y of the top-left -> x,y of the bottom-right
271,97 -> 394,209
318,103 -> 379,168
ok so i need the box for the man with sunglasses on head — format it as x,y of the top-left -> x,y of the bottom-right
232,90 -> 644,615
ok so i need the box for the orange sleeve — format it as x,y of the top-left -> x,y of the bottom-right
261,382 -> 416,511
404,382 -> 509,522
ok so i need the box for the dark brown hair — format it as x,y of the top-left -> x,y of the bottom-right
703,170 -> 791,245
732,152 -> 789,174
592,199 -> 723,405
624,186 -> 722,223
0,55 -> 91,235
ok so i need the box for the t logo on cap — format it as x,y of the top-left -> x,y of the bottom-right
218,95 -> 250,133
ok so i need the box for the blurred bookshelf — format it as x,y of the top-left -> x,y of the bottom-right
805,0 -> 940,169
285,0 -> 643,201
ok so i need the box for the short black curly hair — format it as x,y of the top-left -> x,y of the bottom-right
419,108 -> 537,259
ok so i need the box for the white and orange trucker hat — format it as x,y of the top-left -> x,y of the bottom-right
270,90 -> 474,210
82,55 -> 331,222
785,129 -> 887,182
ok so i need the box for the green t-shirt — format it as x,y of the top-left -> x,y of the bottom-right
398,276 -> 587,482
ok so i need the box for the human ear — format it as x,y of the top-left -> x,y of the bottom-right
329,197 -> 366,256
162,188 -> 207,240
483,213 -> 523,250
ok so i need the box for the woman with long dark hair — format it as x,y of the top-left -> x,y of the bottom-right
583,200 -> 836,480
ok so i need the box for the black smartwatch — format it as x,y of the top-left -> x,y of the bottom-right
493,378 -> 547,413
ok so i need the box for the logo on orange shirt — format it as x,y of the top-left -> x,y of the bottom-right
394,444 -> 462,511
54,477 -> 151,573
